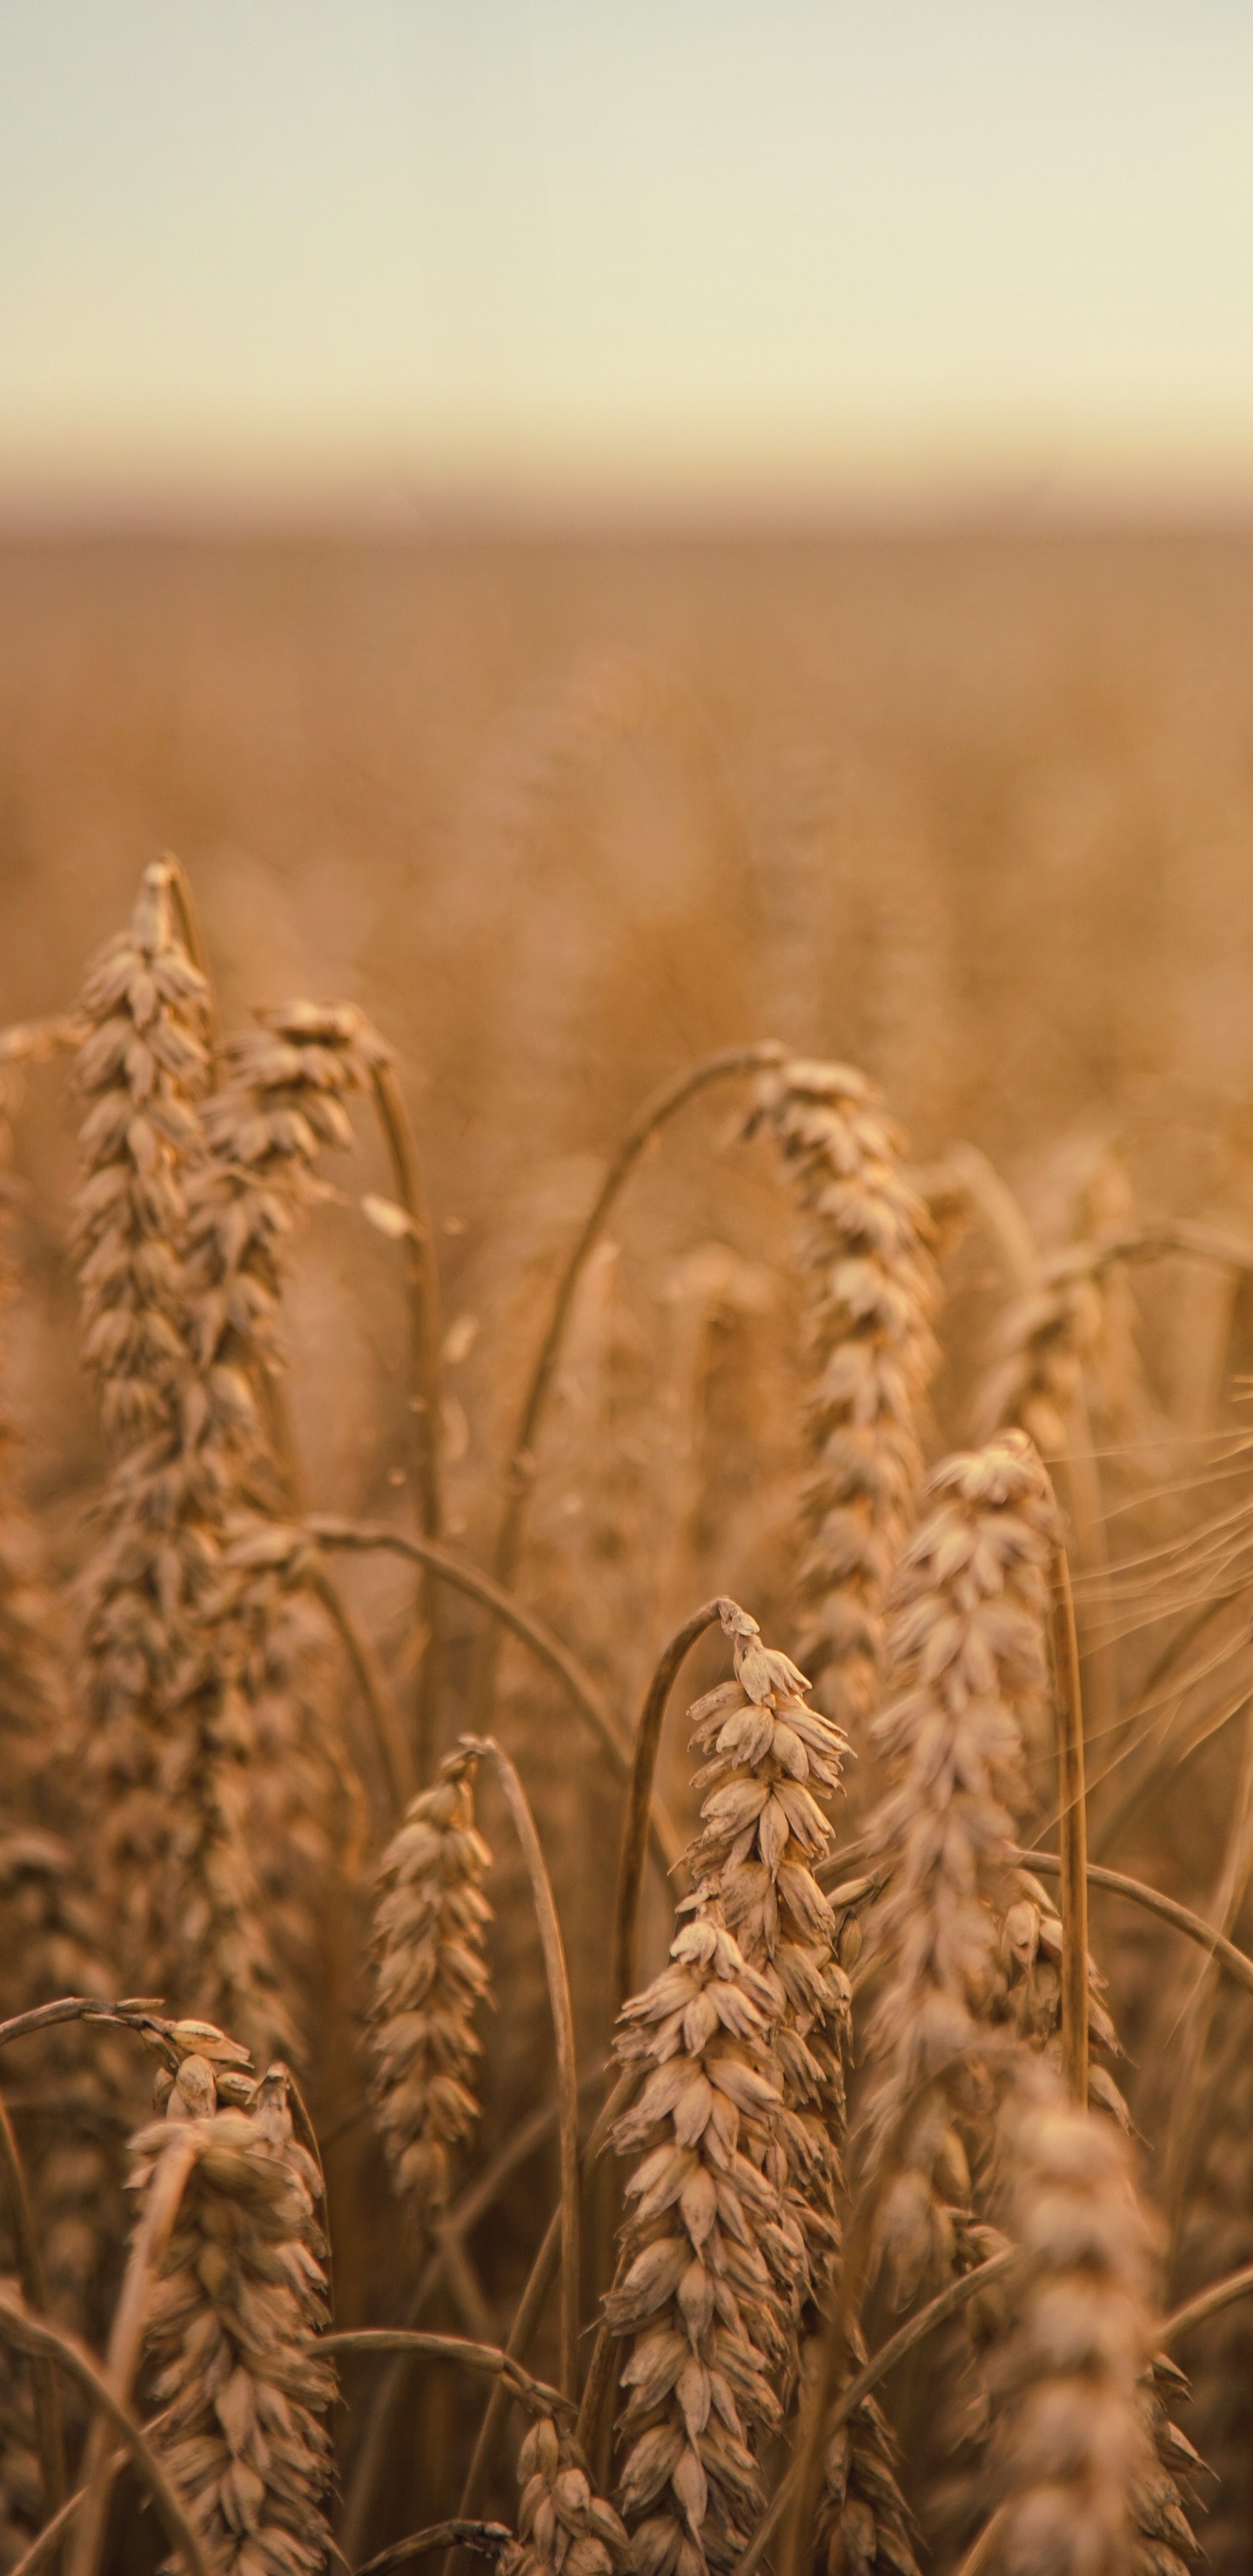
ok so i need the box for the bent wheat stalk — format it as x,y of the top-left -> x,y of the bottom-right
1051,1539 -> 1089,2108
461,1735 -> 580,2399
321,2330 -> 572,2417
494,1044 -> 785,1588
1163,2262 -> 1253,2345
0,2093 -> 64,2519
611,1597 -> 734,2018
309,1517 -> 684,1876
1010,1848 -> 1253,1994
0,2287 -> 209,2576
357,2523 -> 516,2575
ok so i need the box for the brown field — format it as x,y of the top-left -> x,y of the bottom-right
2,523 -> 1253,2574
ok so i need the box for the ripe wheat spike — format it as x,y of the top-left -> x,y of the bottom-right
748,1057 -> 939,1761
368,1743 -> 492,2232
71,860 -> 292,2064
131,2042 -> 334,2576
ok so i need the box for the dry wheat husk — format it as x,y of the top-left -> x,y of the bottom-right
367,1744 -> 492,2233
747,1059 -> 939,1764
683,1607 -> 918,2576
131,2034 -> 334,2575
71,862 -> 292,2064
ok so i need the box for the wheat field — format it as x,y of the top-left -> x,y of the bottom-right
1,525 -> 1253,2575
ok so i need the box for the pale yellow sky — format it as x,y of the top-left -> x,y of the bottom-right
3,0 -> 1253,520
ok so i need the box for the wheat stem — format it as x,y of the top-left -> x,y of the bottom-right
479,1042 -> 786,1731
1009,1847 -> 1253,1992
309,1518 -> 684,1875
0,2286 -> 210,2576
451,2069 -> 640,2539
368,1056 -> 445,1775
1051,1542 -> 1089,2108
462,1735 -> 580,2398
1163,2261 -> 1253,2345
0,2092 -> 64,2518
323,2330 -> 573,2416
309,1556 -> 415,1809
66,2123 -> 199,2576
356,2523 -> 517,2574
610,1597 -> 731,2019
732,2247 -> 1021,2576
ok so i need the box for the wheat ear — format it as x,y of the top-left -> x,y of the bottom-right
71,861 -> 291,2063
682,1605 -> 918,2576
130,2043 -> 334,2575
0,1090 -> 127,2564
201,999 -> 444,1765
367,1745 -> 492,2235
604,1625 -> 827,2576
605,1895 -> 789,2576
748,1057 -> 939,1761
982,2063 -> 1160,2576
513,2414 -> 628,2576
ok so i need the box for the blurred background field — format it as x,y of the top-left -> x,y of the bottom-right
6,520 -> 1253,1526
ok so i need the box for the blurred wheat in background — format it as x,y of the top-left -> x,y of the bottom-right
3,525 -> 1253,2574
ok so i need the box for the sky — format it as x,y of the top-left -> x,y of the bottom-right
2,0 -> 1252,522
